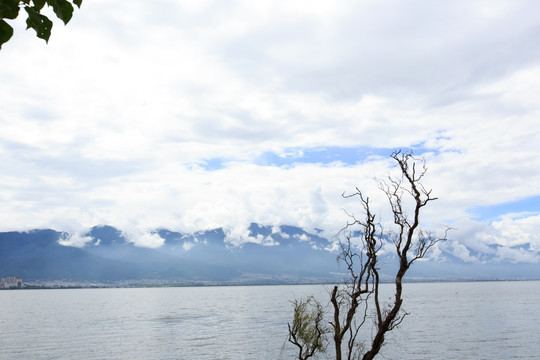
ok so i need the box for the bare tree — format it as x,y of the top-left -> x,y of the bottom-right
288,150 -> 448,360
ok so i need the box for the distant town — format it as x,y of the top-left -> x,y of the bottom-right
0,275 -> 535,290
0,277 -> 224,289
0,276 -> 337,289
0,276 -> 23,289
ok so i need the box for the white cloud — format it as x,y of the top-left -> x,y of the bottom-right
0,0 -> 539,262
447,241 -> 480,263
438,214 -> 540,263
493,246 -> 539,264
58,232 -> 94,248
123,230 -> 165,249
489,214 -> 540,251
182,241 -> 195,252
271,225 -> 289,239
295,234 -> 310,242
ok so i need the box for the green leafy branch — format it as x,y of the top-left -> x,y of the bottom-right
0,0 -> 82,49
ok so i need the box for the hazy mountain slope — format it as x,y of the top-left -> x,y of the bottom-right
1,224 -> 538,283
0,225 -> 338,283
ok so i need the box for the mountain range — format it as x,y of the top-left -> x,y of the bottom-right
1,224 -> 538,285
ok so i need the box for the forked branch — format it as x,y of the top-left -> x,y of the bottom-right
287,151 -> 449,360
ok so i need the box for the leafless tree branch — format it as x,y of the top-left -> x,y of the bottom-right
287,150 -> 449,360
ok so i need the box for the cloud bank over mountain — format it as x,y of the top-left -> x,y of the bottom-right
2,224 -> 538,283
1,1 -> 539,271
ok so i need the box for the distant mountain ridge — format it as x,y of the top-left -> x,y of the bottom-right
0,224 -> 340,284
1,224 -> 538,284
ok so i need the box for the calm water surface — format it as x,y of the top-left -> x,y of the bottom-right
0,281 -> 539,359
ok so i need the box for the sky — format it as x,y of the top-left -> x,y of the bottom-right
1,0 -> 540,263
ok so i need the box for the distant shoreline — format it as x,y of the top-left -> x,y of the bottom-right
3,278 -> 538,290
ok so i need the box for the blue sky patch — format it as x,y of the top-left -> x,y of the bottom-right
199,158 -> 226,171
199,145 -> 438,171
255,145 -> 434,167
469,195 -> 540,221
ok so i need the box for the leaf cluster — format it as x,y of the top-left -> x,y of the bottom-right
0,0 -> 82,49
288,296 -> 327,360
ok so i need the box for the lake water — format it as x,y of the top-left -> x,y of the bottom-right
0,281 -> 539,359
